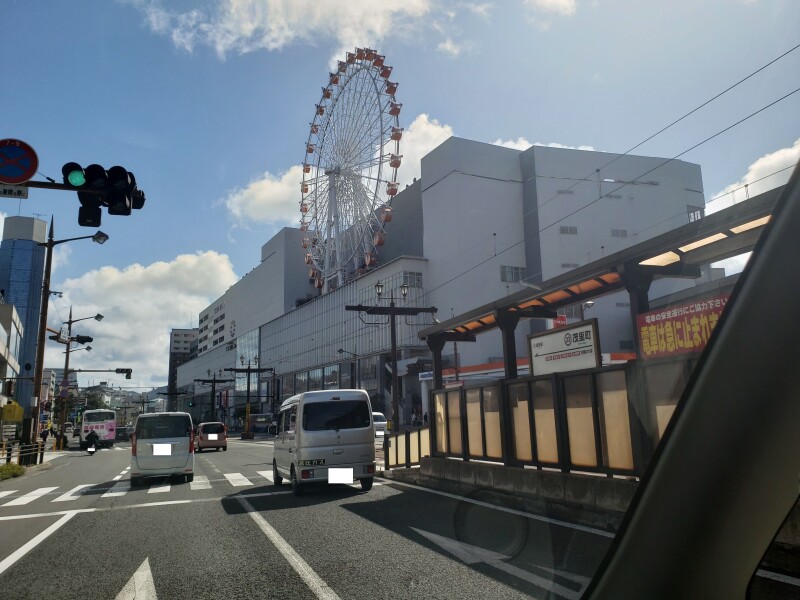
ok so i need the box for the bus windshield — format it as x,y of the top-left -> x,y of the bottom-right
84,411 -> 115,423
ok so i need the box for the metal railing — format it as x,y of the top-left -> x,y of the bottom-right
1,439 -> 49,466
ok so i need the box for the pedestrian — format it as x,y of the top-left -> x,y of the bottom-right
423,412 -> 428,425
40,427 -> 49,444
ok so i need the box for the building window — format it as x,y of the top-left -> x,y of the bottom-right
561,262 -> 580,269
616,302 -> 631,308
402,271 -> 423,288
619,340 -> 634,351
559,226 -> 578,235
612,229 -> 628,238
687,205 -> 704,223
557,189 -> 575,195
500,265 -> 525,283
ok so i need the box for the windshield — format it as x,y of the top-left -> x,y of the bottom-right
303,401 -> 371,431
2,3 -> 798,600
135,415 -> 192,439
83,411 -> 115,424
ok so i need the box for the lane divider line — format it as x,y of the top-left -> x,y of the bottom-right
0,511 -> 79,576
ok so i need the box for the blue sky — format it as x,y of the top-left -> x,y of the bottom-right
2,0 -> 798,389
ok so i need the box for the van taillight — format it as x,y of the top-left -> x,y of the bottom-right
131,434 -> 137,456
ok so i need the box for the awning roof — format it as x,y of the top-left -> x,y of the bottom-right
419,185 -> 782,340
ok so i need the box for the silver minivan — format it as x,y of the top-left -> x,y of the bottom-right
130,412 -> 194,486
273,390 -> 376,496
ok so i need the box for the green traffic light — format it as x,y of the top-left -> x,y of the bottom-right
67,170 -> 86,186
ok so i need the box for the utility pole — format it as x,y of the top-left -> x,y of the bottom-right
346,281 -> 437,432
194,373 -> 234,421
224,357 -> 273,439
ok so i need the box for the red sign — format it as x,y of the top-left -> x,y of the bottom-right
552,314 -> 567,328
636,294 -> 729,359
0,139 -> 38,185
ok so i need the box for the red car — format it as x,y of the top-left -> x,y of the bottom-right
194,422 -> 228,452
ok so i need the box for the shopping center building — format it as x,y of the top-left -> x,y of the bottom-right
176,136 -> 709,425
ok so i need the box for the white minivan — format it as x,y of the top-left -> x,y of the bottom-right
130,412 -> 194,486
273,389 -> 376,496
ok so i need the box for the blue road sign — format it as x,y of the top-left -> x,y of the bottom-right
0,139 -> 38,185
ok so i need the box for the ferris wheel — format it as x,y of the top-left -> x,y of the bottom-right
301,47 -> 403,292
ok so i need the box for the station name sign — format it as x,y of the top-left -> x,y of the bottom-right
528,319 -> 601,376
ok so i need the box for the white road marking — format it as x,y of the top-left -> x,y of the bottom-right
256,470 -> 274,483
52,484 -> 94,503
148,483 -> 170,494
0,511 -> 78,576
113,475 -> 123,481
238,496 -> 341,600
2,487 -> 58,507
190,475 -> 211,490
0,491 -> 17,501
756,569 -> 800,587
102,482 -> 130,498
224,473 -> 253,487
115,557 -> 158,600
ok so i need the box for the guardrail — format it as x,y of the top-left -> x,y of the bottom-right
384,427 -> 431,469
1,439 -> 49,466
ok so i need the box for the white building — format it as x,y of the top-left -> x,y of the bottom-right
178,137 -> 704,424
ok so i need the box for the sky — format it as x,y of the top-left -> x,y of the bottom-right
2,0 -> 798,391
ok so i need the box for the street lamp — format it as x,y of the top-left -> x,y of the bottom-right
52,307 -> 104,448
30,219 -> 108,443
337,348 -> 360,388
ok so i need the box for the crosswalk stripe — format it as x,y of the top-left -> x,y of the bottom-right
3,487 -> 58,507
256,470 -> 274,483
224,473 -> 253,487
0,491 -> 17,501
190,476 -> 211,491
102,482 -> 129,498
148,483 -> 171,494
53,484 -> 94,503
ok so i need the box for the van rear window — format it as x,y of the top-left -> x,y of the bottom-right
202,423 -> 225,434
136,415 -> 191,439
303,401 -> 370,431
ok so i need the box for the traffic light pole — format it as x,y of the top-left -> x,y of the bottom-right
223,365 -> 273,439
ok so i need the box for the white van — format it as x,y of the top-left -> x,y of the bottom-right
273,389 -> 376,496
130,412 -> 194,486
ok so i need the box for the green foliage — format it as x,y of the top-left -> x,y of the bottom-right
85,392 -> 106,411
0,463 -> 25,480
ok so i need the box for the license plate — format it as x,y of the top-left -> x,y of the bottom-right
299,459 -> 325,466
208,434 -> 218,440
153,444 -> 172,456
329,468 -> 353,484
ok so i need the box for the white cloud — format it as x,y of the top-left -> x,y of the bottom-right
464,2 -> 493,18
396,113 -> 454,188
224,165 -> 303,226
130,0 -> 433,59
492,137 -> 596,151
437,38 -> 463,56
223,113 -> 453,226
46,251 -> 238,388
706,137 -> 799,214
524,0 -> 577,16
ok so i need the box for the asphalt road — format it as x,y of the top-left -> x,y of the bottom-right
1,440 -> 796,599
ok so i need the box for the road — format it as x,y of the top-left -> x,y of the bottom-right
1,440 -> 796,599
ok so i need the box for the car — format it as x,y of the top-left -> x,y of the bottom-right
115,426 -> 131,441
273,389 -> 376,496
130,412 -> 194,486
194,422 -> 227,452
372,412 -> 387,438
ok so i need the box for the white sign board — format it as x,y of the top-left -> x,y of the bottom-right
528,320 -> 601,376
0,184 -> 28,199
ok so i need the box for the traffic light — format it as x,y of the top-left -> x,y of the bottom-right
62,162 -> 145,227
74,335 -> 93,345
188,400 -> 195,407
115,368 -> 132,379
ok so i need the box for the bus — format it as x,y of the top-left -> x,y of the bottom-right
80,409 -> 117,448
